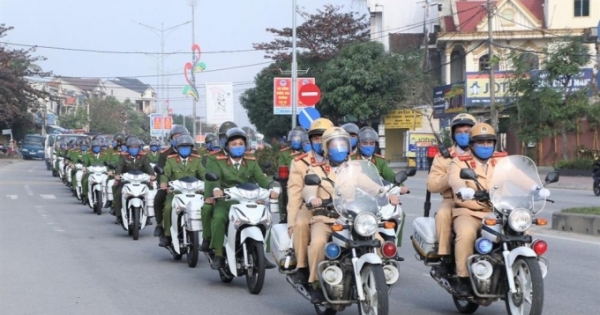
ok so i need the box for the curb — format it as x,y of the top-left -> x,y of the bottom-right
552,212 -> 600,236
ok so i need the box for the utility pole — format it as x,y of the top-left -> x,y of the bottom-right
188,0 -> 199,138
487,0 -> 498,132
291,0 -> 298,129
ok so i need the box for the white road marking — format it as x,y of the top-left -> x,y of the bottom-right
23,185 -> 34,196
5,195 -> 18,200
40,195 -> 56,199
35,205 -> 65,233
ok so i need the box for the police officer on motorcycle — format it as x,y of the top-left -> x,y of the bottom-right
277,127 -> 306,222
341,123 -> 359,154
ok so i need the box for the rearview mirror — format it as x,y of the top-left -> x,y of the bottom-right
394,172 -> 408,185
153,165 -> 164,175
545,171 -> 559,184
205,172 -> 220,182
304,174 -> 321,186
405,167 -> 417,177
459,168 -> 477,180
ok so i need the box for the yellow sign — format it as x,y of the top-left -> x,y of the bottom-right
384,109 -> 423,130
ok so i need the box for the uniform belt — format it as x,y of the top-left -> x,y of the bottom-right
312,209 -> 339,219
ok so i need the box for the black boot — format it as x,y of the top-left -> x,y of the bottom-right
434,256 -> 451,279
154,226 -> 164,237
293,268 -> 309,284
115,216 -> 123,225
455,277 -> 473,297
199,238 -> 211,252
264,258 -> 277,269
109,207 -> 115,216
159,236 -> 172,248
211,256 -> 225,270
310,286 -> 325,304
146,218 -> 153,226
104,200 -> 113,209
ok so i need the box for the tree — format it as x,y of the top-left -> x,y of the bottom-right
0,24 -> 51,139
171,114 -> 194,134
508,37 -> 596,161
319,41 -> 407,123
124,100 -> 150,143
59,105 -> 88,130
240,63 -> 292,139
88,96 -> 126,135
253,5 -> 369,62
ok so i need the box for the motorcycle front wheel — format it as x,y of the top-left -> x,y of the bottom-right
187,231 -> 199,268
132,207 -> 140,240
505,257 -> 544,315
245,240 -> 265,295
94,190 -> 102,215
358,264 -> 389,315
593,182 -> 600,196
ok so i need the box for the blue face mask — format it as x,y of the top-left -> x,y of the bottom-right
178,146 -> 192,158
328,147 -> 348,164
473,144 -> 494,159
112,140 -> 117,148
454,134 -> 470,147
206,143 -> 212,151
229,145 -> 246,158
170,139 -> 177,148
121,145 -> 127,152
312,143 -> 323,155
350,138 -> 358,149
302,143 -> 312,153
92,146 -> 101,154
291,140 -> 302,150
128,147 -> 140,157
150,145 -> 159,152
360,145 -> 375,157
81,145 -> 88,152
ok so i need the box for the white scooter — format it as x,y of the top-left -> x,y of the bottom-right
74,162 -> 85,201
378,170 -> 416,247
57,156 -> 65,180
204,172 -> 273,295
166,176 -> 205,267
146,163 -> 158,221
86,164 -> 108,215
119,170 -> 151,240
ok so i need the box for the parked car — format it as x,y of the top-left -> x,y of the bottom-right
21,134 -> 46,160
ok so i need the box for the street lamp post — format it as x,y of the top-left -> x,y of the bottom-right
134,20 -> 191,142
187,0 -> 199,139
291,0 -> 298,129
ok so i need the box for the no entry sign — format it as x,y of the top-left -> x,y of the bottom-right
298,83 -> 321,106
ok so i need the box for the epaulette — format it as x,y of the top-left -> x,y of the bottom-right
458,154 -> 473,161
209,150 -> 221,155
168,153 -> 178,158
160,148 -> 170,154
244,155 -> 256,160
216,154 -> 228,160
291,151 -> 302,156
280,147 -> 291,152
120,152 -> 128,156
374,153 -> 385,159
138,152 -> 146,156
294,153 -> 308,161
190,153 -> 201,158
493,151 -> 508,158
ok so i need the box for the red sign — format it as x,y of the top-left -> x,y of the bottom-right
152,116 -> 173,130
273,77 -> 316,115
298,83 -> 321,105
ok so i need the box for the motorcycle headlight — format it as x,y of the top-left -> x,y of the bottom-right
508,208 -> 532,232
354,212 -> 378,237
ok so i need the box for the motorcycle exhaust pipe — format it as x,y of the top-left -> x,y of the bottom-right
382,264 -> 400,285
322,265 -> 343,286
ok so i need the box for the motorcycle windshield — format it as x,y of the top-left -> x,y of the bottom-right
489,155 -> 546,214
333,160 -> 387,219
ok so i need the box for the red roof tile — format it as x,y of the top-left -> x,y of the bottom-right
456,1 -> 489,32
65,97 -> 76,105
519,0 -> 544,25
444,16 -> 457,31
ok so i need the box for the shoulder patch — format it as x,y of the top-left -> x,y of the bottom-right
294,153 -> 308,161
458,154 -> 473,161
120,152 -> 128,156
216,155 -> 228,160
168,153 -> 178,158
374,153 -> 384,159
493,151 -> 508,158
190,153 -> 201,158
160,148 -> 170,154
209,150 -> 221,155
244,155 -> 256,160
280,147 -> 291,152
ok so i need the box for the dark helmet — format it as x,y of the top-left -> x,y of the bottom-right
288,127 -> 305,142
169,125 -> 189,139
205,133 -> 216,144
175,135 -> 194,148
113,133 -> 125,145
358,127 -> 378,143
91,140 -> 102,147
341,123 -> 360,136
126,137 -> 142,148
149,140 -> 161,147
301,132 -> 310,145
225,127 -> 248,145
218,121 -> 238,137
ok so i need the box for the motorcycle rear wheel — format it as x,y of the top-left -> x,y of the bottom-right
246,240 -> 266,295
314,305 -> 337,315
593,182 -> 600,196
357,264 -> 389,315
453,296 -> 479,314
505,257 -> 543,315
94,191 -> 102,215
187,231 -> 199,268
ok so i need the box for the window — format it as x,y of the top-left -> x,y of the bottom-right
479,54 -> 499,71
501,9 -> 515,26
518,53 -> 539,70
574,0 -> 589,17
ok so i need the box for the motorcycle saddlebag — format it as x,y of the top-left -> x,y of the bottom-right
411,217 -> 439,259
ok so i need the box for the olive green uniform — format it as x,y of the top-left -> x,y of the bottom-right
160,153 -> 205,237
114,153 -> 155,217
199,150 -> 222,240
69,150 -> 89,192
277,147 -> 302,220
204,154 -> 271,256
54,148 -> 67,171
82,152 -> 109,196
146,151 -> 160,164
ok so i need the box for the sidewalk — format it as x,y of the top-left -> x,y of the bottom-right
392,168 -> 592,191
0,158 -> 22,168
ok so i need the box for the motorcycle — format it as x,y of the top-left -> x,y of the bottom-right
204,172 -> 274,295
411,155 -> 558,315
119,170 -> 152,240
155,165 -> 205,267
593,170 -> 600,196
379,169 -> 416,247
146,163 -> 158,221
86,164 -> 109,215
74,161 -> 85,201
57,156 -> 65,180
272,160 -> 406,315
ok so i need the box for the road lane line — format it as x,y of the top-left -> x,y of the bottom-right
23,184 -> 34,196
5,195 -> 18,200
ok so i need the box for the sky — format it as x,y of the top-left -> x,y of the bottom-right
0,0 -> 368,130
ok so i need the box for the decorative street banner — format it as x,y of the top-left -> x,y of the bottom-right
531,68 -> 594,95
433,83 -> 466,118
205,82 -> 234,126
182,44 -> 207,101
273,77 -> 316,115
465,71 -> 516,106
149,114 -> 172,137
383,109 -> 423,130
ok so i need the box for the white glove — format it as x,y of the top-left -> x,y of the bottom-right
531,185 -> 550,199
457,187 -> 475,200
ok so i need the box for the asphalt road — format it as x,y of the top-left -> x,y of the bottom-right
1,160 -> 599,315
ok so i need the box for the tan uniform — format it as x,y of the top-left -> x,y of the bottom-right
426,146 -> 465,255
448,151 -> 507,277
287,152 -> 323,269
